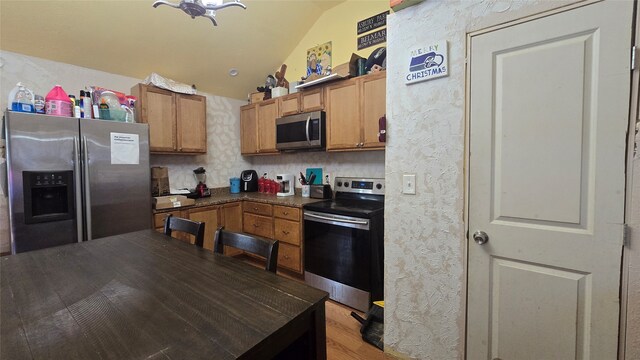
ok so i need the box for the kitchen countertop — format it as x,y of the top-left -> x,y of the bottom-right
154,190 -> 325,213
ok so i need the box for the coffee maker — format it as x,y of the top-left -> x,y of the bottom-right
276,174 -> 295,197
193,167 -> 211,198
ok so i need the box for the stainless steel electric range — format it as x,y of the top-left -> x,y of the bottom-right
303,177 -> 384,312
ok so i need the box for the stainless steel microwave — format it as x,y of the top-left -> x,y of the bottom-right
275,111 -> 326,151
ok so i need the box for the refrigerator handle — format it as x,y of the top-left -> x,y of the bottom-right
82,136 -> 92,241
73,137 -> 83,242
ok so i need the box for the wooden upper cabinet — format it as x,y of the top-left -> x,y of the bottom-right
277,88 -> 324,118
300,88 -> 324,112
326,71 -> 386,151
240,105 -> 258,155
176,94 -> 207,153
360,71 -> 386,149
256,99 -> 279,154
133,85 -> 176,152
279,94 -> 300,117
131,84 -> 207,154
325,78 -> 361,150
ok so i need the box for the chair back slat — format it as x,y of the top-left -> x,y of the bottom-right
213,227 -> 279,273
164,215 -> 205,247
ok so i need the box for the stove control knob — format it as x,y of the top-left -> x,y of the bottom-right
337,181 -> 343,187
344,182 -> 349,187
376,183 -> 382,190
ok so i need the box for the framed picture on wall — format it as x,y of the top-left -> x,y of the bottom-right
306,42 -> 332,78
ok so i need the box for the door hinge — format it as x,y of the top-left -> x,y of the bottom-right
623,224 -> 630,247
632,46 -> 637,71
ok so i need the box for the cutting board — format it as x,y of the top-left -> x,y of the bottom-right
305,168 -> 323,185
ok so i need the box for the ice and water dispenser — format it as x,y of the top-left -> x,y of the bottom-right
22,171 -> 74,224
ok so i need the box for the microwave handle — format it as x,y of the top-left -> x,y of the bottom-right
305,115 -> 311,144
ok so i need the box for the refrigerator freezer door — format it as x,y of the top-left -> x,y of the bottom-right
80,120 -> 151,240
4,112 -> 80,253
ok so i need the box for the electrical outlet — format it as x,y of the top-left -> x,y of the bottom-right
403,174 -> 416,195
324,173 -> 332,185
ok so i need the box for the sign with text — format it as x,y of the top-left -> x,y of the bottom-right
110,132 -> 140,165
406,41 -> 449,84
358,28 -> 387,50
357,11 -> 389,34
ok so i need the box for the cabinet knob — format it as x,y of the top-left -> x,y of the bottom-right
282,211 -> 288,215
253,223 -> 259,227
253,207 -> 258,211
282,230 -> 289,235
284,255 -> 290,259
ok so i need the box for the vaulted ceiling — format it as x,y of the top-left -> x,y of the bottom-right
0,0 -> 345,99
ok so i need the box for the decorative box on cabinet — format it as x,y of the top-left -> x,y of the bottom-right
131,84 -> 207,154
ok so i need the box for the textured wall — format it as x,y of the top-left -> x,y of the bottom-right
384,1 -> 577,358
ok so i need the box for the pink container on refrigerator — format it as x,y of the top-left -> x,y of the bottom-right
45,85 -> 72,117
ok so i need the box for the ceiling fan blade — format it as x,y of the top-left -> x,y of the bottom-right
205,1 -> 246,11
203,13 -> 218,26
152,0 -> 180,9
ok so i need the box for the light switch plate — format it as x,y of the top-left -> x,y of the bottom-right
403,174 -> 416,194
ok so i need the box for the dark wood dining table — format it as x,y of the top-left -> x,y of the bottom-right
0,229 -> 328,360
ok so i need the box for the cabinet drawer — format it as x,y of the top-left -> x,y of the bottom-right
274,218 -> 300,246
273,205 -> 299,221
278,242 -> 301,273
153,211 -> 181,229
244,201 -> 273,216
243,213 -> 273,239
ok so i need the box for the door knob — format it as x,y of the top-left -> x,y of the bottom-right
473,230 -> 489,245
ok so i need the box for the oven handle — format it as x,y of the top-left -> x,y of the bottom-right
304,212 -> 369,229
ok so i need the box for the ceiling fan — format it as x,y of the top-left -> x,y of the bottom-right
152,0 -> 247,26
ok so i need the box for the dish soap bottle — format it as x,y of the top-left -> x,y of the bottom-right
8,82 -> 35,113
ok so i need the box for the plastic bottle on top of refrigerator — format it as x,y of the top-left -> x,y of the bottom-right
8,82 -> 35,113
45,85 -> 72,117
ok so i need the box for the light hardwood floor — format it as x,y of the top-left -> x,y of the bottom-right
325,300 -> 385,360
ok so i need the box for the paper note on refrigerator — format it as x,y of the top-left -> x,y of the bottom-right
110,132 -> 140,165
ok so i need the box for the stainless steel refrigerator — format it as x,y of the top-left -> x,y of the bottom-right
3,111 -> 151,254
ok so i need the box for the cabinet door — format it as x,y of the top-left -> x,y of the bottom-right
279,93 -> 300,116
142,86 -> 176,152
325,79 -> 361,151
240,105 -> 258,155
187,206 -> 220,250
256,99 -> 279,153
360,72 -> 386,149
221,202 -> 243,256
300,88 -> 324,112
176,94 -> 207,153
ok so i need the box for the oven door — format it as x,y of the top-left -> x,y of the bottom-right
304,210 -> 371,291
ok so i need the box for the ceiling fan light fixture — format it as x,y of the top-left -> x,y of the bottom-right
152,0 -> 246,26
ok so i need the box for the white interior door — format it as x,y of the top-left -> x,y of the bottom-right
467,2 -> 633,359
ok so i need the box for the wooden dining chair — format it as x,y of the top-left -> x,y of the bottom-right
213,227 -> 279,273
163,214 -> 206,247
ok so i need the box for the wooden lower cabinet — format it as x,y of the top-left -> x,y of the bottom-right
221,202 -> 243,256
243,203 -> 304,274
154,201 -> 304,274
278,242 -> 301,273
243,213 -> 274,239
185,206 -> 220,250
